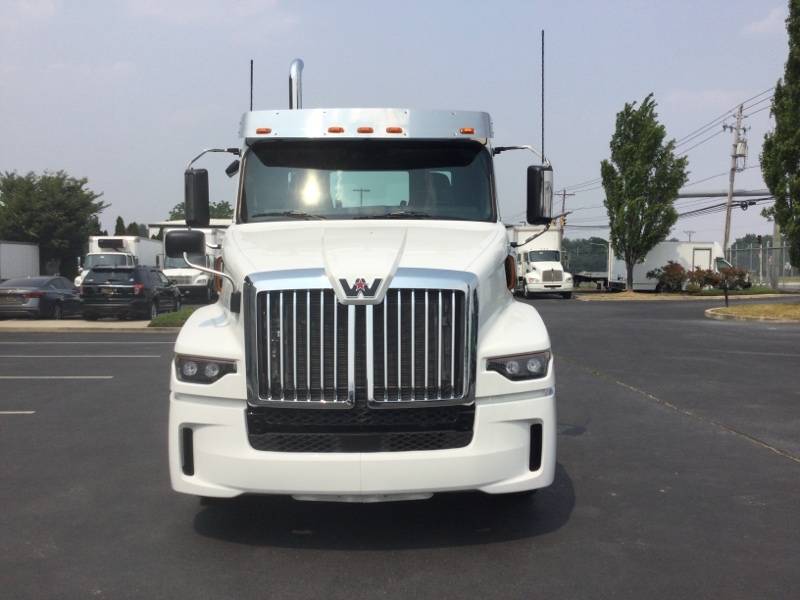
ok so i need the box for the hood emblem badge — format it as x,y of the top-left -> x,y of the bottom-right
340,278 -> 382,298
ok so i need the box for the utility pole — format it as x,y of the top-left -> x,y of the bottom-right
722,105 -> 748,259
558,189 -> 575,228
683,230 -> 695,242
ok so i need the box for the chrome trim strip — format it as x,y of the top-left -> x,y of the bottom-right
451,290 -> 455,398
333,295 -> 338,400
424,290 -> 429,400
411,290 -> 415,400
383,297 -> 387,401
347,304 -> 355,404
265,290 -> 271,398
279,292 -> 284,393
437,290 -> 442,398
320,290 -> 325,396
292,291 -> 297,399
396,289 -> 401,401
306,290 -> 311,395
366,304 -> 374,401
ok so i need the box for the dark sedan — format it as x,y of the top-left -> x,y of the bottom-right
81,265 -> 181,321
0,276 -> 82,319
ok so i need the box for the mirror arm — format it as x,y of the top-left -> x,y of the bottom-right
508,211 -> 572,248
186,147 -> 240,170
493,145 -> 550,166
182,252 -> 236,292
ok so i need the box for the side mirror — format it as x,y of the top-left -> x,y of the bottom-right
527,165 -> 553,225
185,169 -> 210,228
165,230 -> 205,259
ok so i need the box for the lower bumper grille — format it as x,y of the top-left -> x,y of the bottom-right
246,404 -> 474,453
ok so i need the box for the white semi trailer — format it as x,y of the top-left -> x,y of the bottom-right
608,240 -> 729,291
0,241 -> 39,281
75,236 -> 161,286
507,225 -> 573,298
164,59 -> 558,504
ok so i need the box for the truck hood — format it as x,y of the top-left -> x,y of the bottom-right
226,221 -> 505,295
529,261 -> 565,272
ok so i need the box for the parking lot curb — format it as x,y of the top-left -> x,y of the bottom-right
704,307 -> 800,324
577,292 -> 800,302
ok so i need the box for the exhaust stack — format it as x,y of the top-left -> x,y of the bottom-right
289,58 -> 303,109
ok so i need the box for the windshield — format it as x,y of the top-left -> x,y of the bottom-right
241,140 -> 495,222
84,268 -> 137,285
528,250 -> 561,263
164,254 -> 206,269
84,254 -> 131,269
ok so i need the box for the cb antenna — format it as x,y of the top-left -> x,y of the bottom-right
541,29 -> 545,161
249,59 -> 254,111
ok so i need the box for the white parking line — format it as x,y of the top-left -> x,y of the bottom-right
0,411 -> 35,415
0,376 -> 114,380
0,355 -> 161,358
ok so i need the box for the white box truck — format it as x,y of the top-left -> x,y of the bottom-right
75,236 -> 162,286
0,241 -> 39,281
164,59 -> 558,504
608,240 -> 729,291
507,225 -> 573,298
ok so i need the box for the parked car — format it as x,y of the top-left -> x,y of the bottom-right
81,265 -> 181,321
0,276 -> 82,319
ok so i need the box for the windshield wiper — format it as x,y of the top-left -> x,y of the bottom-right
249,211 -> 327,220
354,210 -> 438,220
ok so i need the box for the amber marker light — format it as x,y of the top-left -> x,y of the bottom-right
255,127 -> 272,134
327,126 -> 345,133
357,126 -> 374,134
459,127 -> 476,135
386,126 -> 404,134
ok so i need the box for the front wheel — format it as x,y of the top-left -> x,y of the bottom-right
174,297 -> 182,312
149,302 -> 158,320
52,303 -> 63,319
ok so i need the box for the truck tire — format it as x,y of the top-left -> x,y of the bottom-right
561,292 -> 572,299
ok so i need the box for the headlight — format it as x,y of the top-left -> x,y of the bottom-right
487,350 -> 551,380
565,274 -> 573,281
195,276 -> 209,285
527,274 -> 540,282
175,355 -> 236,383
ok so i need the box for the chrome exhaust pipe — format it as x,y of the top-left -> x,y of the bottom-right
289,58 -> 303,109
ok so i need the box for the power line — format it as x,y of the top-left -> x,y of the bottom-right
679,128 -> 726,155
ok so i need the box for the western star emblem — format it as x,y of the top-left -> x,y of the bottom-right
340,277 -> 382,298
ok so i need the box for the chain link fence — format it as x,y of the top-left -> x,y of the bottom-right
729,245 -> 800,289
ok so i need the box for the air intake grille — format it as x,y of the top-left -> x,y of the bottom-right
542,269 -> 563,282
254,288 -> 473,406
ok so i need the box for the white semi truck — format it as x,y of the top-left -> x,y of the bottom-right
608,240 -> 730,291
165,60 -> 557,504
507,225 -> 573,298
75,236 -> 161,286
161,224 -> 229,302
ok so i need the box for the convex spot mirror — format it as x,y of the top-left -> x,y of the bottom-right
165,230 -> 205,259
527,165 -> 553,225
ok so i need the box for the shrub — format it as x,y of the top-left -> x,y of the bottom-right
685,282 -> 701,294
687,267 -> 721,289
719,266 -> 749,290
646,261 -> 687,292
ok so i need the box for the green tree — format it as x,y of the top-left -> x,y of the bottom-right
0,171 -> 108,278
167,200 -> 233,221
114,215 -> 126,235
601,94 -> 689,289
761,0 -> 800,267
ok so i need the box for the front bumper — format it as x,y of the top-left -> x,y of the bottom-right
525,281 -> 574,293
169,389 -> 556,499
176,284 -> 209,298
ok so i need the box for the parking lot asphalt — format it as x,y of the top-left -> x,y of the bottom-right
0,299 -> 798,600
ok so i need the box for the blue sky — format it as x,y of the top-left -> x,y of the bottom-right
0,0 -> 788,241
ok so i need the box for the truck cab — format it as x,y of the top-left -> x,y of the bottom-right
508,226 -> 573,299
166,63 -> 557,503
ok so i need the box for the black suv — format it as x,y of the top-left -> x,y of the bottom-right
81,265 -> 181,321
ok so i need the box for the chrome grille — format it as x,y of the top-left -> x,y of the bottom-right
247,275 -> 476,408
542,269 -> 563,282
169,275 -> 194,285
